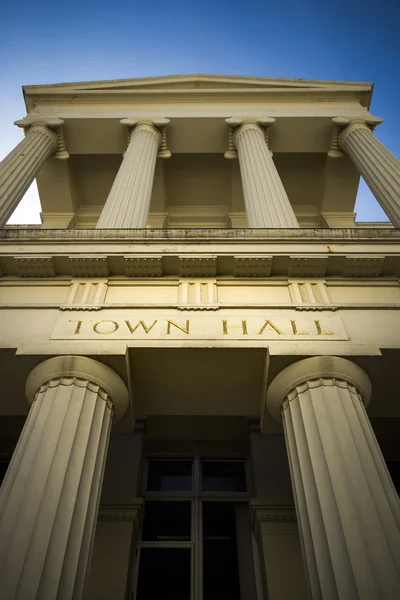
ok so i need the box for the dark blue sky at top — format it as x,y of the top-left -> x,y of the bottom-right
0,0 -> 399,222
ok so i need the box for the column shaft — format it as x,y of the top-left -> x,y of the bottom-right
267,357 -> 400,599
0,353 -> 129,600
233,121 -> 299,228
0,125 -> 57,226
96,122 -> 162,228
338,121 -> 400,227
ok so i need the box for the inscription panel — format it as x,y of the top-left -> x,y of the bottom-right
51,310 -> 348,341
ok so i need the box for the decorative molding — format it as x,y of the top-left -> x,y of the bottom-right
253,506 -> 297,523
14,255 -> 55,277
288,255 -> 328,277
288,279 -> 337,311
342,255 -> 384,277
124,254 -> 163,277
178,279 -> 219,310
60,279 -> 108,311
69,255 -> 109,277
2,228 -> 399,243
178,255 -> 217,277
233,255 -> 273,277
251,500 -> 297,538
98,501 -> 144,523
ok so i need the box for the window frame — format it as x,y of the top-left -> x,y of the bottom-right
132,454 -> 252,600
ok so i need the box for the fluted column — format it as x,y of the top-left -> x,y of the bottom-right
225,118 -> 299,228
0,355 -> 128,600
333,117 -> 400,227
266,356 -> 400,599
96,118 -> 170,228
0,119 -> 66,227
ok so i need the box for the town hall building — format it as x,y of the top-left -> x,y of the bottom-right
0,74 -> 399,599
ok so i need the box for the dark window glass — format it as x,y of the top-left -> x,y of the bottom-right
0,459 -> 10,486
147,460 -> 192,492
202,502 -> 240,600
142,501 -> 191,541
386,459 -> 400,492
202,460 -> 247,492
136,547 -> 191,600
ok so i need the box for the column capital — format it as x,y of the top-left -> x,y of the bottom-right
225,117 -> 275,158
266,356 -> 372,422
25,355 -> 129,423
226,117 -> 275,142
121,117 -> 171,158
14,117 -> 69,159
332,115 -> 384,148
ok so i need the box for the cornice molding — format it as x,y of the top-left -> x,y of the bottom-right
98,501 -> 144,523
178,255 -> 217,277
70,255 -> 109,277
342,255 -> 384,277
251,501 -> 297,537
1,227 -> 398,242
22,75 -> 373,112
14,255 -> 55,277
288,255 -> 328,277
2,251 -> 400,278
233,255 -> 273,277
124,254 -> 163,277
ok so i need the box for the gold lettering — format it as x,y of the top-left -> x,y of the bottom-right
257,320 -> 283,335
125,320 -> 158,334
222,320 -> 248,335
166,320 -> 190,335
69,320 -> 92,335
93,320 -> 119,335
314,320 -> 334,336
290,320 -> 309,335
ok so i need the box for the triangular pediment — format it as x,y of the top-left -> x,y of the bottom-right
24,73 -> 373,95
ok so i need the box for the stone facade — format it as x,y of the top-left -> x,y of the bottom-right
0,74 -> 399,600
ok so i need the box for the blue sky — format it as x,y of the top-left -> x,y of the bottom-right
1,0 -> 399,223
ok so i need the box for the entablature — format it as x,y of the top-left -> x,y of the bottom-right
0,227 -> 399,279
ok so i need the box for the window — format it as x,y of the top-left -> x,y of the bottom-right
133,457 -> 256,600
201,460 -> 247,492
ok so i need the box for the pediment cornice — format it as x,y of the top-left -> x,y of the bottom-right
23,74 -> 373,109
